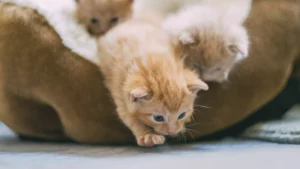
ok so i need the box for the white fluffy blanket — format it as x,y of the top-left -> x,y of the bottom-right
1,0 -> 100,64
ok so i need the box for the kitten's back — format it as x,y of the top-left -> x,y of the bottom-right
99,16 -> 170,59
134,0 -> 252,22
98,15 -> 175,80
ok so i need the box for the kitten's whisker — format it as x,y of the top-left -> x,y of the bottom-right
186,122 -> 202,127
187,122 -> 214,127
176,133 -> 181,141
193,108 -> 203,112
179,132 -> 187,144
191,114 -> 196,122
186,130 -> 195,141
185,128 -> 201,134
194,104 -> 213,109
193,107 -> 214,114
176,133 -> 182,142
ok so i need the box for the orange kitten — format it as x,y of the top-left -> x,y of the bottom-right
98,16 -> 208,146
164,5 -> 249,83
75,0 -> 133,36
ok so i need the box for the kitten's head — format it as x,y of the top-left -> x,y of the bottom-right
124,62 -> 208,136
75,0 -> 133,36
176,25 -> 249,83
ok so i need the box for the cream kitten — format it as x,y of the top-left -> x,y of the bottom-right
98,16 -> 208,146
75,0 -> 133,36
163,4 -> 250,82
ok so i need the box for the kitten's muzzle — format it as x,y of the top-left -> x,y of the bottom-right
87,28 -> 105,36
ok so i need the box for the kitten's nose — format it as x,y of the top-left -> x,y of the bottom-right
87,28 -> 93,34
87,28 -> 105,36
99,30 -> 106,35
167,128 -> 178,135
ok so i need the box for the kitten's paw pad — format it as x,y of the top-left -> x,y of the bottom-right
137,134 -> 165,147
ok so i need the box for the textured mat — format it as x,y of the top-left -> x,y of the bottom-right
242,105 -> 300,144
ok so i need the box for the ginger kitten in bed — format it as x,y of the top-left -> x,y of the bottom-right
163,4 -> 250,83
98,16 -> 208,147
75,0 -> 133,36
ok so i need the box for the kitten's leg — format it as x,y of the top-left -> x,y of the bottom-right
121,114 -> 165,146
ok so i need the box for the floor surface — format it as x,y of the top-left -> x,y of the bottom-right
0,124 -> 299,169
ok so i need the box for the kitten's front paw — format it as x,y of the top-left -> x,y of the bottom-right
137,134 -> 165,147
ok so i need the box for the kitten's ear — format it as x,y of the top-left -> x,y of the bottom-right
74,0 -> 79,3
184,69 -> 208,93
187,79 -> 209,94
178,31 -> 198,46
130,88 -> 152,102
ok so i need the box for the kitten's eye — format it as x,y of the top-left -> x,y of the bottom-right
192,64 -> 201,71
110,17 -> 119,24
91,18 -> 99,24
153,115 -> 164,122
178,112 -> 186,120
